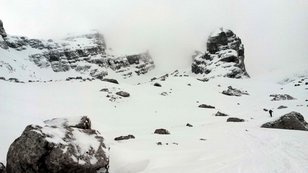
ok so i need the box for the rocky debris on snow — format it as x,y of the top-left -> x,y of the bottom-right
270,94 -> 296,101
153,83 -> 162,87
277,105 -> 288,109
116,91 -> 130,97
160,92 -> 168,96
222,86 -> 249,96
200,138 -> 207,141
263,108 -> 269,112
198,104 -> 215,109
102,78 -> 119,84
261,112 -> 308,131
0,162 -> 5,173
114,135 -> 135,141
215,111 -> 229,116
197,78 -> 209,82
154,128 -> 170,135
6,116 -> 109,173
186,123 -> 193,127
227,117 -> 245,122
192,28 -> 249,79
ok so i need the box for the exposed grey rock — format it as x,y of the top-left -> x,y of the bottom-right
192,28 -> 249,79
114,135 -> 135,141
116,91 -> 130,97
227,117 -> 245,122
270,94 -> 296,101
277,105 -> 288,109
222,86 -> 249,96
215,111 -> 229,116
102,78 -> 119,84
154,128 -> 170,135
0,162 -> 5,173
198,104 -> 215,109
6,116 -> 109,173
261,111 -> 308,131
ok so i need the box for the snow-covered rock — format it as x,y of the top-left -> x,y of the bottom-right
0,20 -> 155,82
192,28 -> 249,79
261,112 -> 308,131
6,116 -> 109,173
222,86 -> 249,96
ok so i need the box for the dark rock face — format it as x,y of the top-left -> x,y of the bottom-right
114,135 -> 135,141
0,162 -> 5,173
261,112 -> 308,131
102,78 -> 119,84
6,116 -> 109,173
270,94 -> 296,101
227,117 -> 245,122
192,28 -> 249,79
198,104 -> 215,109
116,91 -> 130,97
222,86 -> 249,96
215,111 -> 229,116
0,20 -> 7,38
154,128 -> 170,135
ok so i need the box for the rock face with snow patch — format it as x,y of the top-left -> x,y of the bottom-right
0,20 -> 155,81
192,28 -> 249,78
6,116 -> 109,173
261,112 -> 308,131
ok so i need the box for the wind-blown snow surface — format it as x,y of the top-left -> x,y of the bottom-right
0,72 -> 308,173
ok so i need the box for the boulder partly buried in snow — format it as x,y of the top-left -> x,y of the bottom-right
215,111 -> 229,117
261,112 -> 308,131
114,135 -> 135,141
154,128 -> 170,135
116,91 -> 130,97
270,94 -> 295,101
6,116 -> 109,173
227,117 -> 245,122
222,86 -> 249,97
198,104 -> 215,109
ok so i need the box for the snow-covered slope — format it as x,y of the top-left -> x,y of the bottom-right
0,70 -> 307,173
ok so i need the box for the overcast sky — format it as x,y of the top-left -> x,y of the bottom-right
1,0 -> 307,76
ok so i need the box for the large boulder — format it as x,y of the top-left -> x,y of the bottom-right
6,116 -> 109,173
192,28 -> 249,79
261,112 -> 308,131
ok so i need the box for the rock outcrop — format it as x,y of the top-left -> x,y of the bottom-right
192,28 -> 249,79
114,135 -> 135,141
215,111 -> 229,116
261,111 -> 308,131
0,20 -> 7,38
6,116 -> 109,173
0,19 -> 155,81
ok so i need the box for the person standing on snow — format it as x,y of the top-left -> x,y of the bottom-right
269,109 -> 273,117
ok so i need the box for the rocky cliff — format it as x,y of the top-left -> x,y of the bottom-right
0,20 -> 154,82
192,28 -> 249,79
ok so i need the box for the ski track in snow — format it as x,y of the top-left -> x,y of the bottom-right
0,73 -> 307,173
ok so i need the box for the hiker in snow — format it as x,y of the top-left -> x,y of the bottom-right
269,109 -> 273,117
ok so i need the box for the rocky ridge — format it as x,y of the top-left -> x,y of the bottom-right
0,19 -> 154,82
